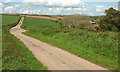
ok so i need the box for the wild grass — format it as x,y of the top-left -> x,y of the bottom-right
2,15 -> 47,70
21,17 -> 118,70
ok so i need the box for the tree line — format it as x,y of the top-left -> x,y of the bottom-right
58,7 -> 119,32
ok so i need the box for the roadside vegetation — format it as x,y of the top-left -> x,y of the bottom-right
21,8 -> 118,71
2,15 -> 47,70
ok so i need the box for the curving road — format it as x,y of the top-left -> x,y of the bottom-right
9,17 -> 109,71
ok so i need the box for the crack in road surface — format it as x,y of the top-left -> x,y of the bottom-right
9,17 -> 110,71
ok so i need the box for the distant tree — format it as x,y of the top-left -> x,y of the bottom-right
99,7 -> 120,31
62,14 -> 94,30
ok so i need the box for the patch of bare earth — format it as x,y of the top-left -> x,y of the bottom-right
19,15 -> 63,20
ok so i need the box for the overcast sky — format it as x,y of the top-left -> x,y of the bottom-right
0,0 -> 119,16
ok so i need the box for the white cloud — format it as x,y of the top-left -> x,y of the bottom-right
4,0 -> 11,3
38,10 -> 41,12
49,8 -> 52,11
0,0 -> 119,2
74,8 -> 82,10
96,6 -> 107,12
20,10 -> 30,14
0,3 -> 6,9
34,10 -> 41,13
0,3 -> 2,6
2,0 -> 11,6
23,0 -> 84,8
1,1 -> 117,16
25,10 -> 29,13
21,10 -> 41,14
56,8 -> 64,11
15,5 -> 19,7
74,8 -> 87,11
0,8 -> 2,13
0,3 -> 2,12
4,6 -> 14,12
83,8 -> 87,11
66,8 -> 72,11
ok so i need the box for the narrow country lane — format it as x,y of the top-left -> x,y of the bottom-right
9,17 -> 110,71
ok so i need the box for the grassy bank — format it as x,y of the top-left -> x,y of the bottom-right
2,15 -> 47,70
21,17 -> 118,70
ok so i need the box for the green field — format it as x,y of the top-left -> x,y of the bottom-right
2,15 -> 47,70
2,15 -> 20,25
21,17 -> 118,70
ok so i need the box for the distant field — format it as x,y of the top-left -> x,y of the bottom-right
2,15 -> 47,70
21,17 -> 118,70
20,15 -> 63,20
22,17 -> 61,29
2,15 -> 20,25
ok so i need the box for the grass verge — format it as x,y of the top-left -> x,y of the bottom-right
21,17 -> 118,71
2,15 -> 47,70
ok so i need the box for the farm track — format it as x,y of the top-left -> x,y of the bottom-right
10,17 -> 110,71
